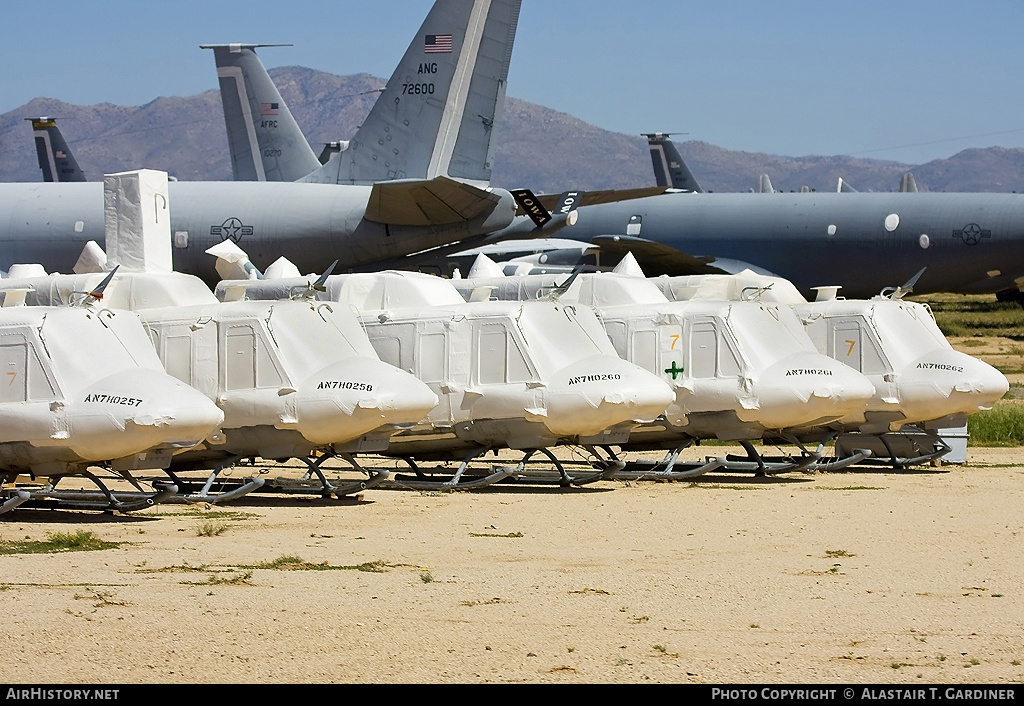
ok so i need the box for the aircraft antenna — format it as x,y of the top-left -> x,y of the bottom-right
879,267 -> 926,300
547,267 -> 584,301
289,260 -> 338,301
740,283 -> 774,301
70,266 -> 119,308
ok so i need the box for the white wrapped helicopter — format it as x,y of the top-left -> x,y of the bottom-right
652,269 -> 1009,468
0,269 -> 440,501
214,269 -> 675,489
0,277 -> 224,514
0,170 -> 439,501
452,254 -> 877,477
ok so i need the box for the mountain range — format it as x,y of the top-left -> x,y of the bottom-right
2,66 -> 1023,195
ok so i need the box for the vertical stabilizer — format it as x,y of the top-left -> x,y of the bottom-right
27,117 -> 86,182
644,133 -> 703,192
103,170 -> 173,273
201,43 -> 322,182
304,0 -> 521,186
899,172 -> 919,193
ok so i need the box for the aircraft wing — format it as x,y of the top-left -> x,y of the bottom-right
364,176 -> 504,226
589,235 -> 730,277
533,187 -> 671,213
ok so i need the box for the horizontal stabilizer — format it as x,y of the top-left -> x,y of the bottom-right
364,176 -> 502,226
589,235 -> 728,277
511,188 -> 552,227
536,187 -> 669,212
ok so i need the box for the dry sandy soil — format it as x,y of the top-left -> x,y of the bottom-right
1,445 -> 1022,685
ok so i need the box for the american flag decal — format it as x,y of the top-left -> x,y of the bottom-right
260,102 -> 279,116
424,34 -> 453,53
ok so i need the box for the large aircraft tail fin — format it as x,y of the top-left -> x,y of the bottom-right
303,0 -> 521,186
837,177 -> 858,193
201,43 -> 322,182
643,133 -> 703,192
27,117 -> 86,182
756,174 -> 775,193
899,172 -> 919,193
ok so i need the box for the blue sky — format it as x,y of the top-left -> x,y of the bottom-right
5,0 -> 1024,165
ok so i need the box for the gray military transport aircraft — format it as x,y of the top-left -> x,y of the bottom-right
0,0 -> 521,284
595,133 -> 1024,300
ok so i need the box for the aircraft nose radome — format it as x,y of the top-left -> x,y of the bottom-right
545,356 -> 674,437
757,354 -> 875,430
295,358 -> 438,445
900,352 -> 1009,421
69,369 -> 224,461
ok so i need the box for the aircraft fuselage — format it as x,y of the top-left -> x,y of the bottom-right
0,181 -> 511,284
570,192 -> 1024,297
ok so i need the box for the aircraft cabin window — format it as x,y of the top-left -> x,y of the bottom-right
224,326 -> 256,391
604,321 -> 628,359
859,331 -> 888,376
370,337 -> 399,369
254,329 -> 283,388
479,325 -> 507,385
163,334 -> 193,384
719,334 -> 742,378
832,320 -> 887,375
507,337 -> 531,384
477,325 -> 532,385
690,325 -> 717,379
368,328 -> 414,374
418,333 -> 446,384
832,324 -> 863,372
0,339 -> 28,403
631,330 -> 658,374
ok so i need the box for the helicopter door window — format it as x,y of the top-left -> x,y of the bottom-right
604,321 -> 628,359
690,324 -> 717,379
832,323 -> 863,372
162,334 -> 193,384
418,333 -> 446,384
0,338 -> 28,403
368,324 -> 414,374
507,335 -> 531,384
859,330 -> 888,376
254,330 -> 283,388
223,325 -> 256,391
631,330 -> 657,373
719,335 -> 742,377
479,325 -> 507,385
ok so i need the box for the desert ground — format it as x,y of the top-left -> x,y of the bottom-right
1,443 -> 1022,685
3,300 -> 1023,686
